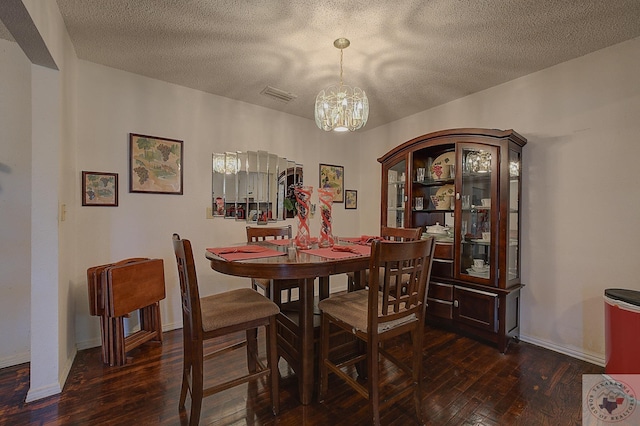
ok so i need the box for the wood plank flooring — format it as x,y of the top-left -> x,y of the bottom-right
0,326 -> 602,425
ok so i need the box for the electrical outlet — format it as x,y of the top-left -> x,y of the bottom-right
206,207 -> 214,219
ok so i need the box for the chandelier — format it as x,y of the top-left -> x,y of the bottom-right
314,38 -> 369,132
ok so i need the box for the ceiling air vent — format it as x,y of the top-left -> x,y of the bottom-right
260,86 -> 297,103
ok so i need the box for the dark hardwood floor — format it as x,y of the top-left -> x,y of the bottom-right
0,326 -> 602,425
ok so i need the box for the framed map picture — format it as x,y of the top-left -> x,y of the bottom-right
82,171 -> 118,206
129,133 -> 183,194
319,163 -> 344,203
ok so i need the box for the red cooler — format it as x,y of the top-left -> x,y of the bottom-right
604,288 -> 640,373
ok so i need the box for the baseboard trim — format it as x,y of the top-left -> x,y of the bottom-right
519,333 -> 605,367
0,350 -> 30,369
25,380 -> 63,403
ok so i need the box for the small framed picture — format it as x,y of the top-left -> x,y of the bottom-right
319,163 -> 344,203
82,171 -> 118,206
345,189 -> 357,209
129,133 -> 183,194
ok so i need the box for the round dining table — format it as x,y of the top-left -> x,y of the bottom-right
205,241 -> 370,405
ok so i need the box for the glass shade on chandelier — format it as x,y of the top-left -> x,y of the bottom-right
315,85 -> 368,132
315,38 -> 369,132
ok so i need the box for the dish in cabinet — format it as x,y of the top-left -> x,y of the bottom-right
431,151 -> 455,180
466,267 -> 489,278
433,184 -> 455,210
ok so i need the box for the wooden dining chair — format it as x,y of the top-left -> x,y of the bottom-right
347,226 -> 422,291
246,225 -> 297,304
318,237 -> 435,426
172,234 -> 280,425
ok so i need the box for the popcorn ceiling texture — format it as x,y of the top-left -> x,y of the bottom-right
4,0 -> 640,129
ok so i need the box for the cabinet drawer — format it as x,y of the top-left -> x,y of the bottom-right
427,298 -> 453,320
428,281 -> 453,301
431,259 -> 453,278
434,243 -> 454,260
454,286 -> 498,333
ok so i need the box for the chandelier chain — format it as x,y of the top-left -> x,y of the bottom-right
339,49 -> 343,87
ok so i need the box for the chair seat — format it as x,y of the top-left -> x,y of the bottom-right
318,290 -> 416,334
200,288 -> 279,332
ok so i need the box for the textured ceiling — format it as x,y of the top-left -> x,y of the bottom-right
0,14 -> 15,41
6,1 -> 640,129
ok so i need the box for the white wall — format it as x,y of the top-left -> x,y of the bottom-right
0,0 -> 80,400
4,6 -> 639,391
0,39 -> 32,368
358,36 -> 640,364
73,61 -> 363,348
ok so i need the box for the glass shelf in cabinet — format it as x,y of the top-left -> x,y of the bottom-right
462,239 -> 490,245
415,178 -> 454,186
422,207 -> 454,213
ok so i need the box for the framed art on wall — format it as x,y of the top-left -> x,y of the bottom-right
319,163 -> 344,203
82,171 -> 118,206
129,133 -> 183,194
345,189 -> 357,209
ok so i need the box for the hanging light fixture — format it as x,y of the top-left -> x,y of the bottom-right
315,38 -> 369,132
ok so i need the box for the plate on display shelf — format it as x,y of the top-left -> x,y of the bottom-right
431,151 -> 455,180
467,268 -> 490,278
433,184 -> 455,210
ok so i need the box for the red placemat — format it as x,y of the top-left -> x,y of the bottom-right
302,244 -> 371,259
207,245 -> 286,261
339,236 -> 383,245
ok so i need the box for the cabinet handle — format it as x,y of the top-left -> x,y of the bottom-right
454,300 -> 459,308
456,192 -> 460,200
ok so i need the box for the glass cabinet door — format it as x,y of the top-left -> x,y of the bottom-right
386,159 -> 407,228
507,149 -> 521,281
459,145 -> 498,281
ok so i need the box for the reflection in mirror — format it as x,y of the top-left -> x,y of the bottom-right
276,156 -> 288,220
212,150 -> 303,223
212,153 -> 225,216
257,151 -> 269,223
224,152 -> 238,217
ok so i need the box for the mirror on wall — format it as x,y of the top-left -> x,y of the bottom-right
212,150 -> 303,223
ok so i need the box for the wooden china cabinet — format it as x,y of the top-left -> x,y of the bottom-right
378,128 -> 526,352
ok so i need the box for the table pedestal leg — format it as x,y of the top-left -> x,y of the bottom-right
298,277 -> 315,405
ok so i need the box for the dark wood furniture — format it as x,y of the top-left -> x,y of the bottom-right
206,242 -> 370,405
378,128 -> 526,353
172,234 -> 280,425
86,257 -> 165,366
346,226 -> 422,291
318,238 -> 436,425
246,225 -> 296,304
